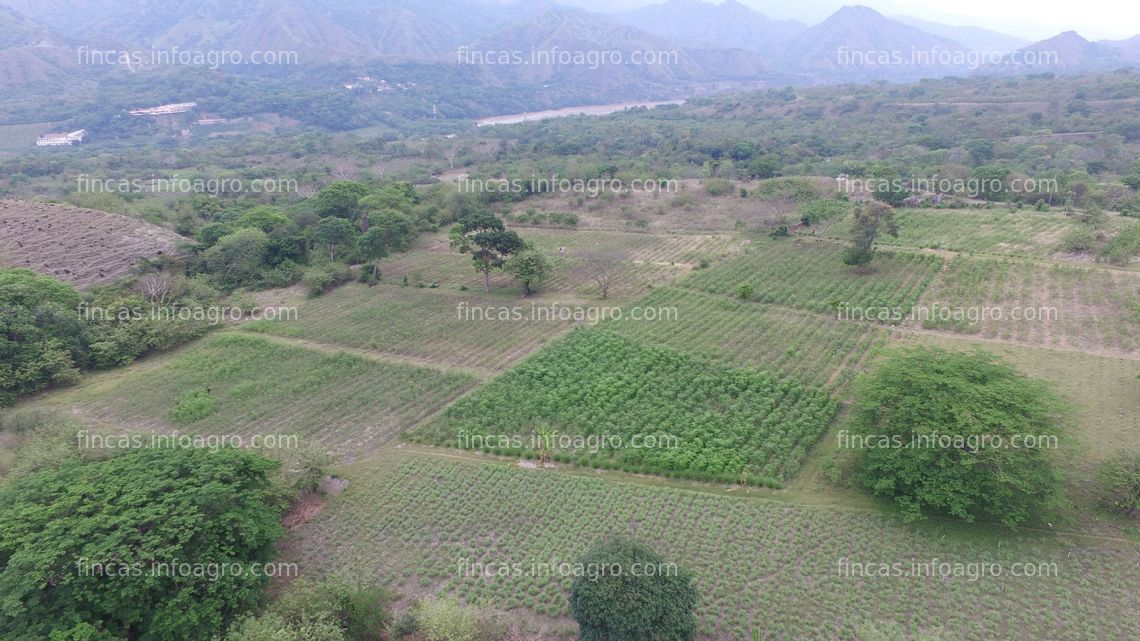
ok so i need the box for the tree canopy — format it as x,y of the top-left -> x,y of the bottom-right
448,212 -> 524,291
0,447 -> 284,641
843,201 -> 898,267
568,537 -> 698,641
846,347 -> 1070,526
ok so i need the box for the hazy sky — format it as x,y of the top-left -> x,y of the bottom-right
561,0 -> 1140,41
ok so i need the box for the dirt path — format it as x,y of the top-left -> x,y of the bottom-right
234,330 -> 497,380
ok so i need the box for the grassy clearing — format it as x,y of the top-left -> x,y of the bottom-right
600,286 -> 887,390
915,257 -> 1140,353
242,283 -> 577,373
375,229 -> 739,299
497,177 -> 836,233
818,208 -> 1115,257
681,238 -> 943,317
282,453 -> 1140,641
411,330 -> 837,484
32,333 -> 477,459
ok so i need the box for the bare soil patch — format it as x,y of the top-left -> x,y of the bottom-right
0,199 -> 189,287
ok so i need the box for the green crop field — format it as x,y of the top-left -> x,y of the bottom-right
819,208 -> 1111,257
600,286 -> 887,390
282,453 -> 1140,641
30,333 -> 477,459
0,121 -> 58,150
412,330 -> 837,484
514,228 -> 741,266
682,238 -> 944,317
242,284 -> 579,374
914,257 -> 1140,353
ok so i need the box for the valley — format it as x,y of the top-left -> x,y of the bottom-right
0,2 -> 1138,640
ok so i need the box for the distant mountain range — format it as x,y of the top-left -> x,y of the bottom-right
975,31 -> 1139,76
888,15 -> 1028,53
612,0 -> 806,59
0,0 -> 1136,110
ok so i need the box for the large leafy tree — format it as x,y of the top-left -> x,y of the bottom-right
0,447 -> 284,641
314,181 -> 368,220
358,183 -> 418,215
313,217 -> 358,262
868,166 -> 909,207
569,538 -> 698,641
200,228 -> 271,288
235,206 -> 294,234
0,269 -> 87,406
505,248 -> 552,296
448,212 -> 524,292
843,200 -> 898,267
846,347 -> 1069,526
356,211 -> 413,278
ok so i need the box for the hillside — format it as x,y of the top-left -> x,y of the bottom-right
0,5 -> 78,85
1103,34 -> 1140,62
984,30 -> 1129,75
0,200 -> 188,287
469,6 -> 765,94
782,5 -> 968,80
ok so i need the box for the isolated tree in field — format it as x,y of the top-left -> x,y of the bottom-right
574,250 -> 627,299
569,538 -> 698,641
0,447 -> 283,640
314,217 -> 358,261
846,347 -> 1069,526
843,200 -> 898,267
448,212 -> 524,291
506,248 -> 552,296
356,211 -> 413,278
315,180 -> 368,220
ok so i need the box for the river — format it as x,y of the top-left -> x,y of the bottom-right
475,100 -> 685,127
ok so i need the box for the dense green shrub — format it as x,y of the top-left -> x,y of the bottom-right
302,262 -> 353,297
569,538 -> 697,641
702,178 -> 734,196
1096,450 -> 1140,518
1098,224 -> 1140,265
169,389 -> 218,422
1057,227 -> 1098,253
219,612 -> 347,641
270,578 -> 393,641
755,177 -> 818,202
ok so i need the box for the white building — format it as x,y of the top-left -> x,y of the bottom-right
36,129 -> 87,146
129,102 -> 198,116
